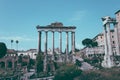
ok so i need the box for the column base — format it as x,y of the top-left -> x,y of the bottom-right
102,55 -> 114,68
66,55 -> 69,63
116,53 -> 120,56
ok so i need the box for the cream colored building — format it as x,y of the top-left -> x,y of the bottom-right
93,29 -> 116,55
93,30 -> 115,48
17,49 -> 37,59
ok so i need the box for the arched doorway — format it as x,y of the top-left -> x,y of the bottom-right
8,61 -> 12,68
0,62 -> 5,68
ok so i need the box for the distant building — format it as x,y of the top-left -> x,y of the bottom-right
92,29 -> 116,54
79,47 -> 104,59
17,49 -> 37,59
93,33 -> 104,47
0,49 -> 18,69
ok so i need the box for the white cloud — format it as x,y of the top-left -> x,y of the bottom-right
75,42 -> 81,49
69,11 -> 86,21
75,41 -> 84,49
0,36 -> 35,42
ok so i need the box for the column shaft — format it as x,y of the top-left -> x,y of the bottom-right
38,31 -> 41,54
66,32 -> 69,62
52,32 -> 55,54
106,23 -> 113,55
52,31 -> 55,61
73,32 -> 75,53
59,32 -> 62,53
44,31 -> 48,72
71,32 -> 75,62
104,26 -> 108,56
71,32 -> 73,53
45,32 -> 48,54
114,23 -> 120,55
52,31 -> 55,71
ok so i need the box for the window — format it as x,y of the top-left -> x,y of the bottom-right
112,36 -> 114,38
113,41 -> 115,44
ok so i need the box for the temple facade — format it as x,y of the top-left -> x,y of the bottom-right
36,22 -> 76,72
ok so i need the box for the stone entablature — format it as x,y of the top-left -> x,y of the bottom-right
36,26 -> 76,32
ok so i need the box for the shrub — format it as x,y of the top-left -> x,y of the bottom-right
53,64 -> 82,80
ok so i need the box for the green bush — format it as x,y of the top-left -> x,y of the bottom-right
53,64 -> 82,80
78,67 -> 120,80
0,42 -> 7,58
36,53 -> 44,73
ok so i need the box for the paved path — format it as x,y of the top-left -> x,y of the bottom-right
80,62 -> 93,71
29,76 -> 54,80
21,69 -> 35,80
73,55 -> 93,71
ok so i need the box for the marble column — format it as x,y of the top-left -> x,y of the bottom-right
59,32 -> 62,53
52,31 -> 55,61
102,25 -> 109,68
44,31 -> 48,72
71,32 -> 73,53
73,32 -> 75,53
104,26 -> 108,56
38,31 -> 42,54
106,23 -> 114,68
66,32 -> 69,62
52,32 -> 55,71
71,32 -> 75,62
114,23 -> 120,55
52,31 -> 55,54
45,31 -> 48,54
106,23 -> 113,55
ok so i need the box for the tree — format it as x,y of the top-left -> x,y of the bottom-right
16,40 -> 19,51
0,42 -> 7,58
18,54 -> 23,63
53,64 -> 82,80
28,58 -> 35,69
82,38 -> 98,47
91,41 -> 98,47
82,38 -> 92,47
36,53 -> 44,73
11,40 -> 14,49
75,59 -> 82,67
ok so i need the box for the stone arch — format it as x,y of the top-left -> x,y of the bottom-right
7,61 -> 12,68
0,61 -> 5,68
